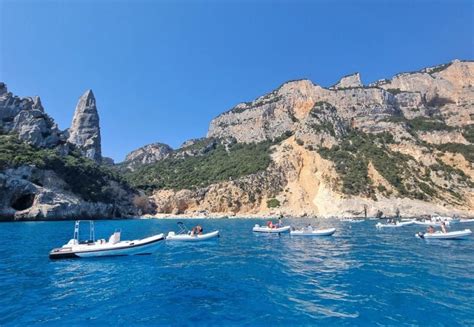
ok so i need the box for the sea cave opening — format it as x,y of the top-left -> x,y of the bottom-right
11,193 -> 36,211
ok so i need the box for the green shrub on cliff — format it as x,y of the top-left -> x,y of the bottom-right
319,131 -> 412,197
125,140 -> 274,191
0,135 -> 131,203
266,198 -> 280,208
436,143 -> 474,163
384,116 -> 454,132
462,125 -> 474,143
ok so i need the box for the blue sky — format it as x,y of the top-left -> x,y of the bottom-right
1,0 -> 473,161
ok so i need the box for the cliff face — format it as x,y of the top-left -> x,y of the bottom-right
207,60 -> 473,143
124,143 -> 173,170
150,60 -> 474,218
2,60 -> 473,220
0,83 -> 66,148
68,90 -> 102,162
0,85 -> 138,221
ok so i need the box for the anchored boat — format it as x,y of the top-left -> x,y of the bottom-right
253,224 -> 291,233
167,230 -> 220,241
166,222 -> 219,242
416,229 -> 472,240
166,222 -> 219,241
49,221 -> 165,259
290,227 -> 336,236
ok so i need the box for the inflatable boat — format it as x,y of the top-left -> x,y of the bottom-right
49,221 -> 164,259
290,227 -> 336,236
166,230 -> 219,241
416,229 -> 472,240
252,225 -> 291,233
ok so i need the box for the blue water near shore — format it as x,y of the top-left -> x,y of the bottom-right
0,218 -> 473,326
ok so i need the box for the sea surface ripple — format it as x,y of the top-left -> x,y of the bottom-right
0,218 -> 473,326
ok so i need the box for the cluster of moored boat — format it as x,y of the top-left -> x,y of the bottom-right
252,224 -> 336,236
49,216 -> 473,260
375,215 -> 473,240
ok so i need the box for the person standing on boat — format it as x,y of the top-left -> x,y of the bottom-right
441,222 -> 448,233
277,215 -> 283,228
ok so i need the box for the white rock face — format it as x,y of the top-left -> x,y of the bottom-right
0,83 -> 64,147
68,90 -> 102,162
207,60 -> 474,143
124,143 -> 173,169
375,60 -> 474,126
331,73 -> 362,89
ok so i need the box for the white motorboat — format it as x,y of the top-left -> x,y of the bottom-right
416,229 -> 472,240
166,222 -> 219,241
252,224 -> 291,233
49,221 -> 164,259
376,220 -> 415,228
166,230 -> 219,241
459,218 -> 474,223
290,227 -> 336,236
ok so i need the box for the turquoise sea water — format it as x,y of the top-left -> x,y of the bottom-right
0,218 -> 473,326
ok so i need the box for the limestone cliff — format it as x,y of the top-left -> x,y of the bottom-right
68,89 -> 102,162
149,60 -> 474,218
124,143 -> 173,170
207,60 -> 473,143
331,73 -> 362,89
0,85 -> 139,221
0,83 -> 65,148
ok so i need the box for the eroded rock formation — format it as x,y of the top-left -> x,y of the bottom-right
68,89 -> 102,162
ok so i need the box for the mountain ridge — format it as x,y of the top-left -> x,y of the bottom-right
1,59 -> 473,220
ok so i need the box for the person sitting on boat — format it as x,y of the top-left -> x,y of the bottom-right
441,222 -> 448,233
305,224 -> 313,231
267,221 -> 274,228
277,217 -> 283,228
427,226 -> 435,234
190,225 -> 203,236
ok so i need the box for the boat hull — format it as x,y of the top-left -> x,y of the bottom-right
290,228 -> 336,236
166,230 -> 220,241
252,225 -> 291,233
416,229 -> 472,240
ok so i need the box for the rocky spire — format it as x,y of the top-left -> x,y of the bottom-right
68,89 -> 102,162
